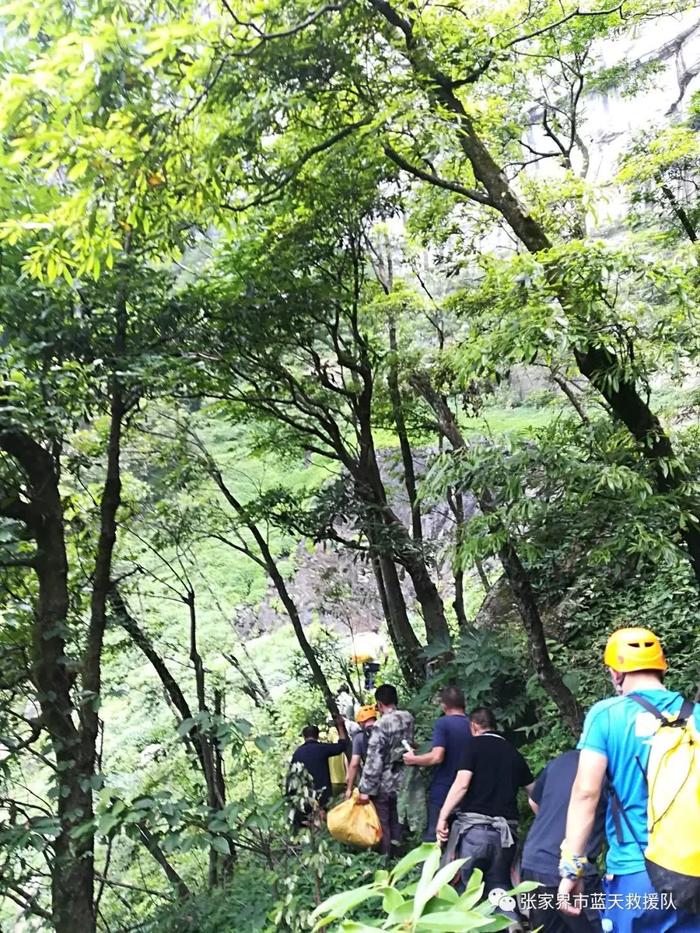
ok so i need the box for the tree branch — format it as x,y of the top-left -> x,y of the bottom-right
222,1 -> 345,41
222,118 -> 372,213
504,3 -> 624,49
384,144 -> 494,205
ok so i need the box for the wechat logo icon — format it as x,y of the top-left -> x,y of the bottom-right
488,887 -> 517,912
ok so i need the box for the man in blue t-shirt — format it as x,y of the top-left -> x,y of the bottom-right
558,627 -> 700,932
403,685 -> 471,841
522,749 -> 606,931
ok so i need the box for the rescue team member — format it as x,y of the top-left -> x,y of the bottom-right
402,685 -> 471,841
437,707 -> 534,927
288,719 -> 348,827
558,627 -> 700,931
345,705 -> 377,798
522,749 -> 606,932
357,684 -> 414,856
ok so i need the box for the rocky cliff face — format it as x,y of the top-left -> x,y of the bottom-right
232,447 -> 478,642
525,10 -> 700,226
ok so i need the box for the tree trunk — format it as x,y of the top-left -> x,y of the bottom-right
211,469 -> 340,717
658,178 -> 698,243
212,689 -> 234,883
475,560 -> 491,595
497,539 -> 582,732
351,326 -> 452,650
549,372 -> 589,425
411,372 -> 582,733
387,315 -> 422,542
137,826 -> 190,900
0,433 -> 96,932
111,589 -> 235,882
111,588 -> 207,767
446,487 -> 469,629
355,447 -> 451,648
370,552 -> 424,687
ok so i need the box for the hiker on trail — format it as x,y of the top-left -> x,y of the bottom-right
436,707 -> 534,927
288,719 -> 348,827
558,627 -> 700,932
357,684 -> 414,857
522,749 -> 606,932
345,705 -> 377,799
336,684 -> 355,721
402,685 -> 472,842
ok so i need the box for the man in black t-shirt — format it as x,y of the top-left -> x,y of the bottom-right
521,750 -> 605,932
436,708 -> 534,921
288,721 -> 348,827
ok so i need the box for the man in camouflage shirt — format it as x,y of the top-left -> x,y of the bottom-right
358,684 -> 415,856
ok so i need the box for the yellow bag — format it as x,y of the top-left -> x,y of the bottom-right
327,790 -> 382,848
640,697 -> 700,913
328,752 -> 347,793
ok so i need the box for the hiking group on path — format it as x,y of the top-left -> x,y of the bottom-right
288,628 -> 700,932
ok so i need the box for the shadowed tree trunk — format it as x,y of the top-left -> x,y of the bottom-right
109,587 -> 236,884
411,372 -> 582,733
370,552 -> 424,687
204,458 -> 341,718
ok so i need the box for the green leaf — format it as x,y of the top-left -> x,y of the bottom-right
390,842 -> 438,883
415,910 -> 497,931
209,835 -> 230,855
97,813 -> 119,837
459,867 -> 485,908
67,159 -> 89,181
414,857 -> 467,920
381,886 -> 403,913
311,884 -> 380,928
234,717 -> 252,737
337,924 -> 384,932
177,717 -> 196,736
385,899 -> 414,925
254,734 -> 274,752
509,880 -> 541,894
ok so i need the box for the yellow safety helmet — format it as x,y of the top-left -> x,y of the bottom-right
604,627 -> 667,674
355,705 -> 377,725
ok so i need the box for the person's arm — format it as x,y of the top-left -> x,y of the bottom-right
333,715 -> 348,741
345,754 -> 361,798
403,746 -> 445,767
406,718 -> 446,767
563,749 -> 607,857
435,769 -> 472,842
528,766 -> 547,816
558,749 -> 607,915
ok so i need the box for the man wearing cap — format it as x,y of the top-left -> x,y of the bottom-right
345,705 -> 377,799
558,627 -> 700,932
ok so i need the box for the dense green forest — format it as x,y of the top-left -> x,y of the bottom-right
2,0 -> 700,929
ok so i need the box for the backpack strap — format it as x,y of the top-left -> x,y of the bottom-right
627,693 -> 665,719
607,695 -> 659,852
608,779 -> 645,852
629,692 -> 695,726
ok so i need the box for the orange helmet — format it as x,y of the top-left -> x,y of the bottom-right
355,705 -> 377,725
604,627 -> 667,674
